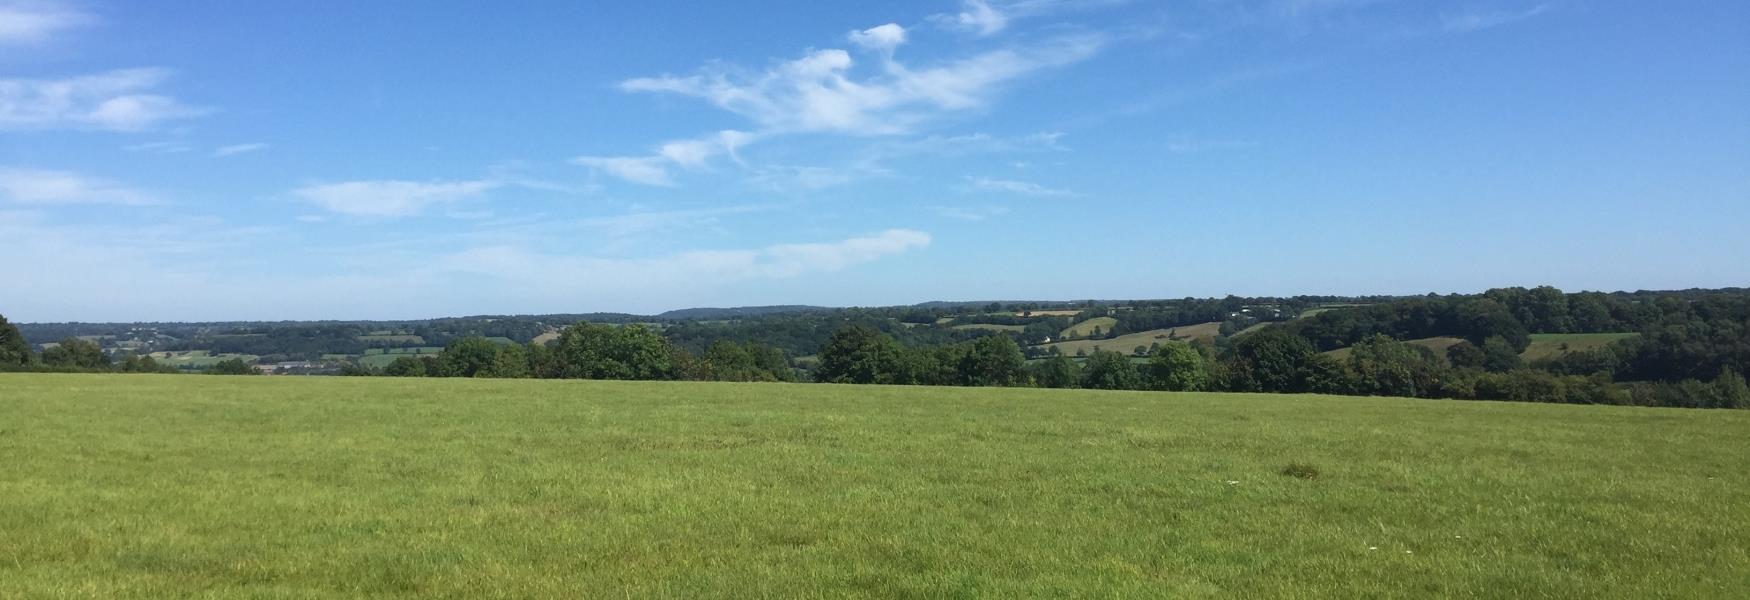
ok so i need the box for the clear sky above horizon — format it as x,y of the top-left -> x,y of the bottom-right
2,0 -> 1746,322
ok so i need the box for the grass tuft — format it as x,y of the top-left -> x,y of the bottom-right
1280,463 -> 1321,480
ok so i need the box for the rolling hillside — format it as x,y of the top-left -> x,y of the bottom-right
1037,322 -> 1223,356
1059,316 -> 1117,339
1521,333 -> 1640,362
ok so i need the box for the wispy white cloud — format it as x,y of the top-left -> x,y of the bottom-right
575,203 -> 783,239
213,143 -> 269,157
953,0 -> 1007,36
932,0 -> 1127,37
932,204 -> 1011,221
848,23 -> 907,53
571,156 -> 674,187
620,33 -> 1103,136
293,179 -> 498,217
747,162 -> 891,192
964,175 -> 1075,197
0,209 -> 930,320
482,162 -> 600,196
0,167 -> 158,205
0,68 -> 206,131
1442,4 -> 1550,33
576,130 -> 754,186
123,141 -> 193,154
871,130 -> 1065,158
0,0 -> 93,46
656,139 -> 719,169
443,229 -> 932,285
1165,134 -> 1259,153
1272,0 -> 1390,19
593,6 -> 1104,193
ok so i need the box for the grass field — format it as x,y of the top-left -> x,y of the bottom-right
1059,316 -> 1117,338
363,347 -> 446,356
357,348 -> 447,369
1018,310 -> 1082,317
2,375 -> 1747,597
1039,322 -> 1223,356
144,350 -> 261,368
952,324 -> 1027,333
1325,337 -> 1467,362
1232,322 -> 1272,337
1164,321 -> 1224,344
358,334 -> 425,345
1038,328 -> 1172,356
1522,333 -> 1640,362
1299,304 -> 1367,319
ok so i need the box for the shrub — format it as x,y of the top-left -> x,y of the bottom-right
209,358 -> 260,375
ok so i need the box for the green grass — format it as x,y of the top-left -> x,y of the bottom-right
1522,332 -> 1640,362
1232,322 -> 1272,337
144,350 -> 260,368
358,334 -> 425,344
1325,337 -> 1466,362
362,347 -> 446,356
357,348 -> 446,369
2,374 -> 1747,598
1163,321 -> 1224,344
1060,316 -> 1117,338
1299,304 -> 1367,319
1039,323 -> 1222,356
951,323 -> 1027,333
1017,310 -> 1081,317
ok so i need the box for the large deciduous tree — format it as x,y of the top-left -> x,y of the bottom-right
437,336 -> 503,378
1029,354 -> 1080,389
816,325 -> 905,384
41,338 -> 108,369
1223,329 -> 1318,393
208,358 -> 260,375
959,335 -> 1027,387
1146,340 -> 1210,392
1081,350 -> 1141,390
0,314 -> 32,367
553,323 -> 676,380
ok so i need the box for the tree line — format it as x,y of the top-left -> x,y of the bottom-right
0,319 -> 245,375
340,323 -> 795,383
6,286 -> 1747,409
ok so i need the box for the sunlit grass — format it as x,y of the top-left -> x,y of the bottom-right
1521,332 -> 1641,361
2,374 -> 1746,597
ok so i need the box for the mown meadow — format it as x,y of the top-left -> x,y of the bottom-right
2,374 -> 1746,597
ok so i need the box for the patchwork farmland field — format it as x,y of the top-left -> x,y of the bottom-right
1017,310 -> 1082,317
1039,322 -> 1223,356
1059,316 -> 1117,338
143,350 -> 261,368
1521,333 -> 1640,362
1321,333 -> 1641,364
357,334 -> 425,345
1325,337 -> 1467,362
1299,304 -> 1368,319
5,374 -> 1743,597
356,347 -> 447,369
952,323 -> 1027,333
1161,321 -> 1224,344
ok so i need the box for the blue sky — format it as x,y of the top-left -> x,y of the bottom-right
2,0 -> 1746,321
